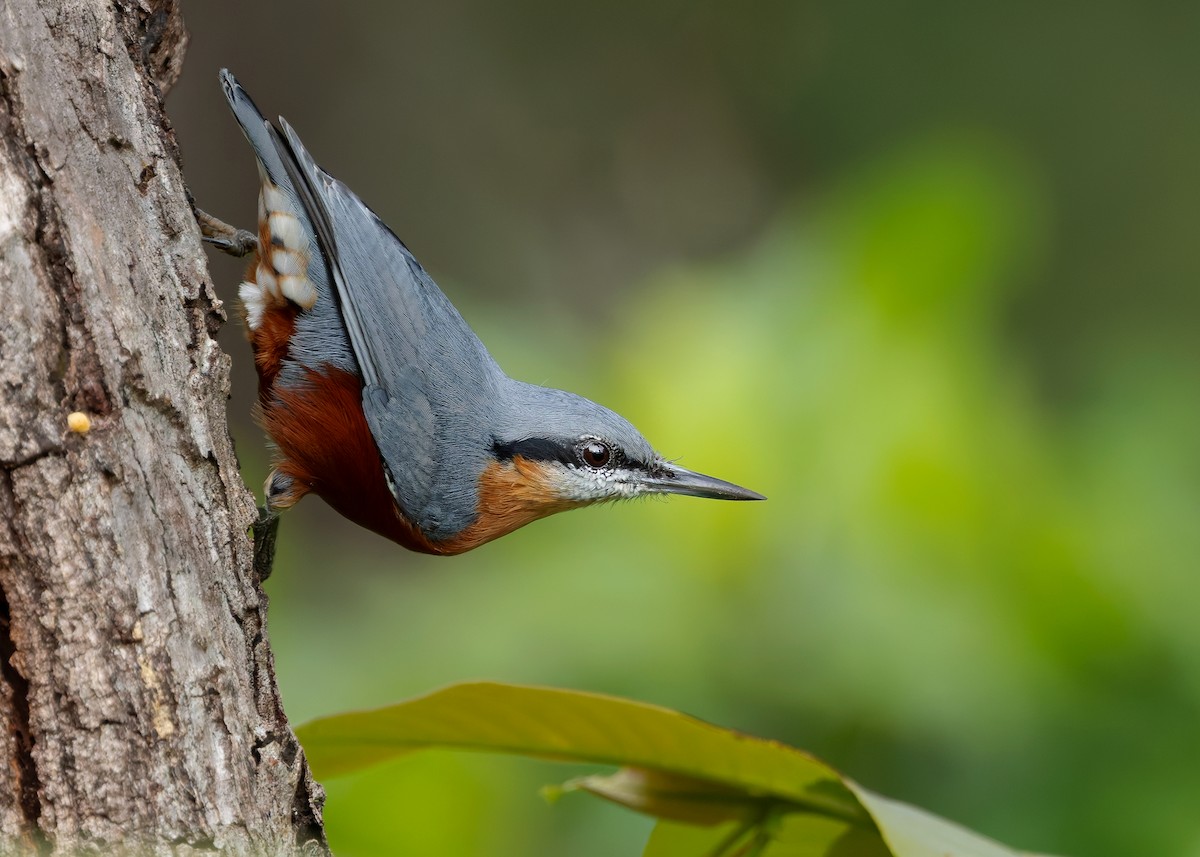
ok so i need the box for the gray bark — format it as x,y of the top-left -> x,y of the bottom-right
0,1 -> 326,853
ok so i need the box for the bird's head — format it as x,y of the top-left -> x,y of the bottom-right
414,381 -> 764,554
487,380 -> 761,510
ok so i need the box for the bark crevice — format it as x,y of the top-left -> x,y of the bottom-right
0,580 -> 45,852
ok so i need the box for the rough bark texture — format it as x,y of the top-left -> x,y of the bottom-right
0,1 -> 327,853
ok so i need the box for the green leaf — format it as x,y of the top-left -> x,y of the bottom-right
298,681 -> 866,824
769,814 -> 894,857
641,819 -> 736,857
644,814 -> 892,857
845,784 -> 1059,857
298,682 -> 1061,857
644,795 -> 1058,857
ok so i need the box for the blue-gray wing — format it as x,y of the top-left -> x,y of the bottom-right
270,120 -> 502,539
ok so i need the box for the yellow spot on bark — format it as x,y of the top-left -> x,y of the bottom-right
67,412 -> 91,434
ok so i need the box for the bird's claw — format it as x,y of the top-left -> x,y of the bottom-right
195,206 -> 258,258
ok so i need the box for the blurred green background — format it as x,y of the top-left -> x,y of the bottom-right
169,3 -> 1200,856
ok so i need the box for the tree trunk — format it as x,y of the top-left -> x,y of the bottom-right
0,1 -> 326,853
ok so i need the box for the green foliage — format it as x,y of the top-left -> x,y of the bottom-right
299,682 -> 1056,857
299,682 -> 864,822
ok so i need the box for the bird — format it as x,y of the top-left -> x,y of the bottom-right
200,70 -> 763,573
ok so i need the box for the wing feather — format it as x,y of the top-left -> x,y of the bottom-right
265,118 -> 501,538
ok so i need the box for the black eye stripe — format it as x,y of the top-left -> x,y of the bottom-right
491,437 -> 575,466
492,436 -> 640,471
492,436 -> 576,463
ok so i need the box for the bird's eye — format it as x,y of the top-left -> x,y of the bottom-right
580,440 -> 612,469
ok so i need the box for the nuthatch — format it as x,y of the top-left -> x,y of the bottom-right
202,71 -> 763,570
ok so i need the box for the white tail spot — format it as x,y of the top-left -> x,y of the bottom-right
271,247 -> 305,276
279,274 -> 318,309
267,212 -> 305,251
251,181 -> 318,314
255,263 -> 280,300
261,184 -> 288,215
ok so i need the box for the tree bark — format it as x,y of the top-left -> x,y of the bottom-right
0,1 -> 326,853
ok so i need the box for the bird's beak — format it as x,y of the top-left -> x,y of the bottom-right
640,462 -> 766,501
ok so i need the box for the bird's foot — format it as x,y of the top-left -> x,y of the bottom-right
195,206 -> 258,257
251,506 -> 280,581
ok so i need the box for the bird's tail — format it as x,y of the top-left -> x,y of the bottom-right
219,69 -> 329,327
220,69 -> 294,192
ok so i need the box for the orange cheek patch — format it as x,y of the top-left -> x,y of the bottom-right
435,456 -> 584,554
